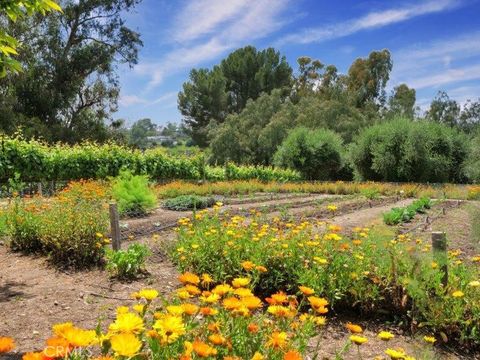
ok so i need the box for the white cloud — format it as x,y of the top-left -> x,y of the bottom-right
277,0 -> 459,45
119,95 -> 148,107
391,32 -> 480,89
172,0 -> 249,43
136,0 -> 290,89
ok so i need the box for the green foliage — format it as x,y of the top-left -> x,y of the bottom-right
179,46 -> 292,146
0,0 -> 142,143
163,195 -> 215,211
5,185 -> 109,267
273,127 -> 345,180
465,133 -> 480,182
105,243 -> 150,279
383,197 -> 431,225
0,135 -> 300,183
112,171 -> 157,216
350,118 -> 469,182
0,0 -> 61,77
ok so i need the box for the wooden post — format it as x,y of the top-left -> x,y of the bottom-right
109,202 -> 121,251
432,231 -> 448,287
37,183 -> 43,197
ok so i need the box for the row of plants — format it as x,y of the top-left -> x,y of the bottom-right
4,181 -> 110,267
170,210 -> 480,348
156,180 -> 480,200
0,136 -> 300,183
383,197 -> 432,225
163,195 -> 217,211
0,276 -> 435,359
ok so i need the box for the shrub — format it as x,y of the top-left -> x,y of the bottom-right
5,181 -> 109,267
111,171 -> 157,216
105,243 -> 150,279
465,133 -> 480,183
350,118 -> 469,183
273,127 -> 345,180
163,195 -> 216,211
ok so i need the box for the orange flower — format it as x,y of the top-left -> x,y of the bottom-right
192,340 -> 217,357
266,292 -> 288,305
179,272 -> 200,285
241,261 -> 255,271
284,350 -> 302,360
247,323 -> 259,333
299,286 -> 314,296
44,337 -> 71,358
346,323 -> 363,334
0,337 -> 15,353
200,307 -> 218,316
266,331 -> 288,349
22,352 -> 49,360
208,334 -> 226,346
241,296 -> 262,310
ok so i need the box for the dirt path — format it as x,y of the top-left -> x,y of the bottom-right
0,236 -> 178,354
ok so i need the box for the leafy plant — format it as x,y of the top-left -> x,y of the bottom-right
163,195 -> 216,211
105,243 -> 150,279
111,171 -> 157,216
383,197 -> 432,225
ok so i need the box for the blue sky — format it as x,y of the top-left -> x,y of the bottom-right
116,0 -> 480,126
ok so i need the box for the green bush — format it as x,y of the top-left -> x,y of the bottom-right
111,171 -> 157,216
105,243 -> 150,279
350,118 -> 469,183
273,127 -> 345,180
465,133 -> 480,182
163,195 -> 216,211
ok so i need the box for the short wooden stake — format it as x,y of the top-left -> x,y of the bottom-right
432,231 -> 448,287
109,202 -> 121,251
425,216 -> 430,224
442,207 -> 446,215
37,183 -> 43,197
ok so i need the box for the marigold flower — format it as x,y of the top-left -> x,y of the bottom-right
266,292 -> 288,305
385,348 -> 406,359
179,272 -> 200,285
251,352 -> 264,360
349,335 -> 368,345
192,339 -> 217,357
241,261 -> 255,271
166,305 -> 184,316
0,337 -> 15,353
110,333 -> 142,357
136,288 -> 159,301
345,322 -> 363,333
234,287 -> 253,297
208,333 -> 226,345
212,284 -> 233,296
181,303 -> 199,315
232,277 -> 250,288
423,335 -> 436,344
241,296 -> 262,310
266,331 -> 288,349
44,337 -> 71,358
247,323 -> 259,333
62,327 -> 97,347
378,331 -> 395,341
256,265 -> 268,272
201,273 -> 213,286
299,286 -> 315,296
268,305 -> 294,318
108,312 -> 144,334
200,307 -> 218,316
153,314 -> 186,344
22,352 -> 46,360
452,290 -> 464,298
284,350 -> 302,360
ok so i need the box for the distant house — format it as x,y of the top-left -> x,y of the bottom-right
146,135 -> 177,146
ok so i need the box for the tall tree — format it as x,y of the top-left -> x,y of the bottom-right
387,84 -> 416,118
0,0 -> 142,142
128,118 -> 156,149
459,99 -> 480,131
427,91 -> 460,127
347,49 -> 392,109
178,46 -> 292,147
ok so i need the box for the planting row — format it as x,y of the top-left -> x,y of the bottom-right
0,136 -> 300,183
383,197 -> 432,225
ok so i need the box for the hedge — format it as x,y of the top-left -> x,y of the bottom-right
0,136 -> 301,182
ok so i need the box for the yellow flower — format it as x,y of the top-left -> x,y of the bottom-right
251,352 -> 265,360
423,335 -> 436,344
52,322 -> 74,338
137,288 -> 159,301
378,331 -> 395,341
266,331 -> 288,349
385,348 -> 406,359
452,290 -> 464,298
166,305 -> 184,316
109,312 -> 144,334
268,305 -> 294,318
179,272 -> 200,285
181,303 -> 199,315
232,277 -> 250,288
62,327 -> 97,347
241,261 -> 255,271
200,292 -> 220,304
349,335 -> 368,345
468,280 -> 480,287
153,314 -> 186,344
212,284 -> 233,296
201,273 -> 213,286
110,333 -> 142,357
299,286 -> 315,295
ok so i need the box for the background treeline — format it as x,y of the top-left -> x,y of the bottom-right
177,47 -> 480,183
0,136 -> 300,182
